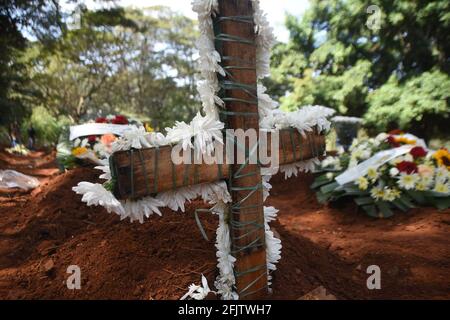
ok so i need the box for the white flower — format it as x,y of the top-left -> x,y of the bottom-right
326,172 -> 334,180
180,274 -> 213,300
375,132 -> 389,143
95,164 -> 111,180
435,167 -> 449,183
197,81 -> 224,117
166,113 -> 224,157
112,126 -> 151,152
258,84 -> 278,118
433,182 -> 449,194
72,182 -> 124,215
121,196 -> 164,223
370,186 -> 385,200
389,167 -> 400,177
156,187 -> 198,212
397,173 -> 420,190
367,167 -> 379,182
356,176 -> 369,190
382,188 -> 400,201
147,132 -> 168,147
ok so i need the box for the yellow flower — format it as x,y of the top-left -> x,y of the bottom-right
433,149 -> 450,170
145,123 -> 154,133
395,136 -> 416,145
72,147 -> 88,157
356,176 -> 369,190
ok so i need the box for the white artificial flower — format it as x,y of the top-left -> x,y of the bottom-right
72,182 -> 124,215
258,84 -> 278,118
166,113 -> 224,157
112,126 -> 151,152
93,142 -> 110,158
95,164 -> 111,180
156,186 -> 199,212
180,274 -> 213,300
120,196 -> 164,223
389,167 -> 400,177
197,81 -> 224,117
147,132 -> 168,147
214,210 -> 238,300
397,173 -> 420,190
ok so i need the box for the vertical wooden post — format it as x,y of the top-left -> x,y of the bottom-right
215,0 -> 268,299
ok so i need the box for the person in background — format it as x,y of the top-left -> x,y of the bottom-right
9,124 -> 17,147
28,125 -> 36,150
9,123 -> 21,148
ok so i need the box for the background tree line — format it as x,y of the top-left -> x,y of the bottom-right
1,0 -> 449,146
1,0 -> 199,145
266,0 -> 450,140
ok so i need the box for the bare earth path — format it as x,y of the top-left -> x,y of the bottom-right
0,150 -> 448,299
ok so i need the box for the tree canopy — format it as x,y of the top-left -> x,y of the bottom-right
267,0 -> 450,139
1,2 -> 200,132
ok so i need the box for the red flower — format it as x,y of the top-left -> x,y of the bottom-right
112,115 -> 128,125
396,161 -> 418,174
95,117 -> 107,123
88,135 -> 97,143
410,146 -> 427,159
388,129 -> 404,135
387,135 -> 400,147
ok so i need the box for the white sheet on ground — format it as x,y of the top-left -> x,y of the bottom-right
0,170 -> 40,191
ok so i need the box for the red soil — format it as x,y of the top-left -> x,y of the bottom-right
0,150 -> 449,300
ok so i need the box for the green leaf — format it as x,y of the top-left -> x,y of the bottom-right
376,201 -> 394,218
320,182 -> 340,194
398,194 -> 416,209
362,205 -> 379,218
406,190 -> 426,205
311,174 -> 333,189
354,196 -> 374,206
392,199 -> 408,212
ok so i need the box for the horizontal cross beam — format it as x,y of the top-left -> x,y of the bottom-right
110,129 -> 325,200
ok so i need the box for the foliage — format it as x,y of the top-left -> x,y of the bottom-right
365,70 -> 450,137
269,0 -> 450,139
2,3 -> 200,135
21,106 -> 71,147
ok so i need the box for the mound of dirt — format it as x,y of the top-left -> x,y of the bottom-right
0,150 -> 449,300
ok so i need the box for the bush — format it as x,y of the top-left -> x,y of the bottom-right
364,70 -> 450,140
21,106 -> 72,148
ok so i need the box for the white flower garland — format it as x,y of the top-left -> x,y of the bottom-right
73,0 -> 334,300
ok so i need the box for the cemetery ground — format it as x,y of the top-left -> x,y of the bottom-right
0,148 -> 449,300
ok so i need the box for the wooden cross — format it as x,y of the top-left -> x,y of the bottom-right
109,0 -> 325,300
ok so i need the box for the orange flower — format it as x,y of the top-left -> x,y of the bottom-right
100,134 -> 117,147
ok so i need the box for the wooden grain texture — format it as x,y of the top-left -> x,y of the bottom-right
216,0 -> 267,299
111,130 -> 325,199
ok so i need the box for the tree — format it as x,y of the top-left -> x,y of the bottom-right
22,6 -> 199,129
269,0 -> 450,139
0,0 -> 64,125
